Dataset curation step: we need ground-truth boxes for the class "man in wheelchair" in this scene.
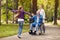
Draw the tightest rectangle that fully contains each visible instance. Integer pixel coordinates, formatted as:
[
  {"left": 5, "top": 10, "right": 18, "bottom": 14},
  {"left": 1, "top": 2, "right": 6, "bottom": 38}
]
[{"left": 29, "top": 13, "right": 43, "bottom": 35}]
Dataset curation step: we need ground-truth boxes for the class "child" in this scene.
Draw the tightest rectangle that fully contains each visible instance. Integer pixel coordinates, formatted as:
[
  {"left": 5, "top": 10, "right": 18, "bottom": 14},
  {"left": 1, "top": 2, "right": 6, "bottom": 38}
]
[
  {"left": 11, "top": 6, "right": 31, "bottom": 38},
  {"left": 29, "top": 13, "right": 43, "bottom": 35}
]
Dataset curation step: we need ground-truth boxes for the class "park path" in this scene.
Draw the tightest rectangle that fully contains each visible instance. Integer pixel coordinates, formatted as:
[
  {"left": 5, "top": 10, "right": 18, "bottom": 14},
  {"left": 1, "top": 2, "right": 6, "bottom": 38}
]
[{"left": 0, "top": 24, "right": 60, "bottom": 40}]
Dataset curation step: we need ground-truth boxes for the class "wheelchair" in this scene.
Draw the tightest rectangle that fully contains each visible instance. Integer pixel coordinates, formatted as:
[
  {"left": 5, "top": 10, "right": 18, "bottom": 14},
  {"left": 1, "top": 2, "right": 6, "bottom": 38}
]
[{"left": 29, "top": 18, "right": 45, "bottom": 35}]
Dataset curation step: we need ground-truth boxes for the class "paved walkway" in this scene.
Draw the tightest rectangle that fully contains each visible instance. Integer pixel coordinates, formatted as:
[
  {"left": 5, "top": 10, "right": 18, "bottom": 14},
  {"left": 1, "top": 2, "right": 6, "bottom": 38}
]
[{"left": 0, "top": 25, "right": 60, "bottom": 40}]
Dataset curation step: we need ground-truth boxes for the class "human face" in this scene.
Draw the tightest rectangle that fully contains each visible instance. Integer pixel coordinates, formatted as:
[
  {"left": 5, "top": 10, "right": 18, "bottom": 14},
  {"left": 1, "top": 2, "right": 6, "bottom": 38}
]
[{"left": 40, "top": 5, "right": 42, "bottom": 9}]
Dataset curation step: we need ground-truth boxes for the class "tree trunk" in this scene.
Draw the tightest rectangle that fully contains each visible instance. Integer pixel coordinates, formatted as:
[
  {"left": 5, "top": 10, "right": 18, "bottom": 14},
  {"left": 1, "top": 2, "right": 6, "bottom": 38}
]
[
  {"left": 6, "top": 0, "right": 8, "bottom": 24},
  {"left": 12, "top": 0, "right": 14, "bottom": 23},
  {"left": 0, "top": 0, "right": 1, "bottom": 25},
  {"left": 12, "top": 0, "right": 18, "bottom": 23},
  {"left": 54, "top": 0, "right": 59, "bottom": 25},
  {"left": 32, "top": 0, "right": 37, "bottom": 14},
  {"left": 14, "top": 0, "right": 18, "bottom": 10},
  {"left": 29, "top": 0, "right": 32, "bottom": 13}
]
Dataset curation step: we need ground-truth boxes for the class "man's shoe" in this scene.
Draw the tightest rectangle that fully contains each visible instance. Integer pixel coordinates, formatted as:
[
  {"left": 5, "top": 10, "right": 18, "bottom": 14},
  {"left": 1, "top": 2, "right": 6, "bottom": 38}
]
[
  {"left": 33, "top": 31, "right": 37, "bottom": 35},
  {"left": 39, "top": 33, "right": 42, "bottom": 35},
  {"left": 29, "top": 30, "right": 33, "bottom": 34}
]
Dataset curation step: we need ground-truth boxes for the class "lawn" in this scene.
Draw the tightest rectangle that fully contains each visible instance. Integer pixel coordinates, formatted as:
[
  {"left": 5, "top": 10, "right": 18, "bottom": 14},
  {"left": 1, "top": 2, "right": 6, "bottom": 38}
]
[{"left": 0, "top": 24, "right": 29, "bottom": 38}]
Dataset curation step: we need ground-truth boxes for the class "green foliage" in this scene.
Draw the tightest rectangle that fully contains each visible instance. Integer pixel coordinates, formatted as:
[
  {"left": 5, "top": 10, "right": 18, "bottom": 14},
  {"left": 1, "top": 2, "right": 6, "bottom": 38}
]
[
  {"left": 19, "top": 0, "right": 31, "bottom": 12},
  {"left": 24, "top": 14, "right": 29, "bottom": 23},
  {"left": 37, "top": 0, "right": 55, "bottom": 22},
  {"left": 1, "top": 0, "right": 13, "bottom": 21},
  {"left": 1, "top": 0, "right": 31, "bottom": 23},
  {"left": 19, "top": 0, "right": 31, "bottom": 23},
  {"left": 1, "top": 0, "right": 60, "bottom": 23}
]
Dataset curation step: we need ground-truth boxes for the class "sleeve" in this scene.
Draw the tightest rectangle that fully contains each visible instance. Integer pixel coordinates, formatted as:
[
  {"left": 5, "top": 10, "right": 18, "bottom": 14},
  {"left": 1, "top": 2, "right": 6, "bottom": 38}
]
[
  {"left": 11, "top": 10, "right": 18, "bottom": 14},
  {"left": 24, "top": 11, "right": 32, "bottom": 16},
  {"left": 29, "top": 15, "right": 35, "bottom": 23},
  {"left": 31, "top": 15, "right": 36, "bottom": 19},
  {"left": 42, "top": 9, "right": 45, "bottom": 19}
]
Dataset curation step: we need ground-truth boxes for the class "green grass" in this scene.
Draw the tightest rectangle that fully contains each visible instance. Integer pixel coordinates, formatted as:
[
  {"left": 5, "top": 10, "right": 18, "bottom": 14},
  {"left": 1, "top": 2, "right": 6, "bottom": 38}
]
[
  {"left": 57, "top": 24, "right": 60, "bottom": 27},
  {"left": 0, "top": 24, "right": 29, "bottom": 38}
]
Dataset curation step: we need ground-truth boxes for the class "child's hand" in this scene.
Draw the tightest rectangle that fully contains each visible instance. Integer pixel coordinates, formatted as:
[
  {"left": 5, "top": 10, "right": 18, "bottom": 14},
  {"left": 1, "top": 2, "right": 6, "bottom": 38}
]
[
  {"left": 31, "top": 13, "right": 34, "bottom": 16},
  {"left": 29, "top": 16, "right": 31, "bottom": 18}
]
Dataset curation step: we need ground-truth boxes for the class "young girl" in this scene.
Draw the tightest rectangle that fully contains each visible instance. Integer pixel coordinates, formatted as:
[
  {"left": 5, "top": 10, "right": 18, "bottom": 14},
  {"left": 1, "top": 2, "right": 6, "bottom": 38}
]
[{"left": 12, "top": 6, "right": 30, "bottom": 38}]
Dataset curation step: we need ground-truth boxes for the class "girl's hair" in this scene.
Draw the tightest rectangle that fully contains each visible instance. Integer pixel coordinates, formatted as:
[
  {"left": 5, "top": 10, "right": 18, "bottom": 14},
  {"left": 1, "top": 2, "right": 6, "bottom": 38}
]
[
  {"left": 40, "top": 4, "right": 44, "bottom": 9},
  {"left": 18, "top": 6, "right": 23, "bottom": 10}
]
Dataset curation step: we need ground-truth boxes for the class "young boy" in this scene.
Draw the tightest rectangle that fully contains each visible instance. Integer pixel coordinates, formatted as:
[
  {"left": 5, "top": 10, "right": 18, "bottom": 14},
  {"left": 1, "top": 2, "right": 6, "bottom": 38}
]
[{"left": 29, "top": 13, "right": 43, "bottom": 35}]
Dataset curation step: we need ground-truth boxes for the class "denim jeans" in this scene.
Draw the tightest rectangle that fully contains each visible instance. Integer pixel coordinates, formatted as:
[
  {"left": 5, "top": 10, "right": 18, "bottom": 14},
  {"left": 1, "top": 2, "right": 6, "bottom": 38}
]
[
  {"left": 30, "top": 24, "right": 33, "bottom": 31},
  {"left": 18, "top": 21, "right": 24, "bottom": 36},
  {"left": 30, "top": 22, "right": 36, "bottom": 31},
  {"left": 30, "top": 22, "right": 42, "bottom": 33},
  {"left": 35, "top": 24, "right": 42, "bottom": 33},
  {"left": 42, "top": 23, "right": 45, "bottom": 33}
]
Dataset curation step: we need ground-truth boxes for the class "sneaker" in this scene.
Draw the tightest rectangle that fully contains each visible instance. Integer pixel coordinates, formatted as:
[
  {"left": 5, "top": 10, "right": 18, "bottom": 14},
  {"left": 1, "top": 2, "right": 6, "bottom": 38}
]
[
  {"left": 18, "top": 36, "right": 21, "bottom": 38},
  {"left": 33, "top": 31, "right": 37, "bottom": 35}
]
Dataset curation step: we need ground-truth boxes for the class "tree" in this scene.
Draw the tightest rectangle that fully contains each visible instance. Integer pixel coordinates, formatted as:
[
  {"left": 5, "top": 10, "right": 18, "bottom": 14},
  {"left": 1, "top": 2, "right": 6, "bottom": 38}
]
[
  {"left": 14, "top": 0, "right": 18, "bottom": 10},
  {"left": 0, "top": 0, "right": 1, "bottom": 25},
  {"left": 32, "top": 0, "right": 37, "bottom": 14},
  {"left": 6, "top": 0, "right": 8, "bottom": 24},
  {"left": 12, "top": 0, "right": 18, "bottom": 23},
  {"left": 54, "top": 0, "right": 59, "bottom": 24}
]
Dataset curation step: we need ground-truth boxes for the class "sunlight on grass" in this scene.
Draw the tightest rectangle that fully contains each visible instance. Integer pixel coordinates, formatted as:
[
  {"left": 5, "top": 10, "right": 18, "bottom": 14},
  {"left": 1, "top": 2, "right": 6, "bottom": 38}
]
[{"left": 0, "top": 24, "right": 29, "bottom": 38}]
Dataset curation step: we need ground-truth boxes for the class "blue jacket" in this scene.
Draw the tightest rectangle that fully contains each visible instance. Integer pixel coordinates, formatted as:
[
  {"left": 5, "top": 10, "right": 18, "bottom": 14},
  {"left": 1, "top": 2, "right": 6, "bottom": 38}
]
[{"left": 31, "top": 15, "right": 43, "bottom": 25}]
